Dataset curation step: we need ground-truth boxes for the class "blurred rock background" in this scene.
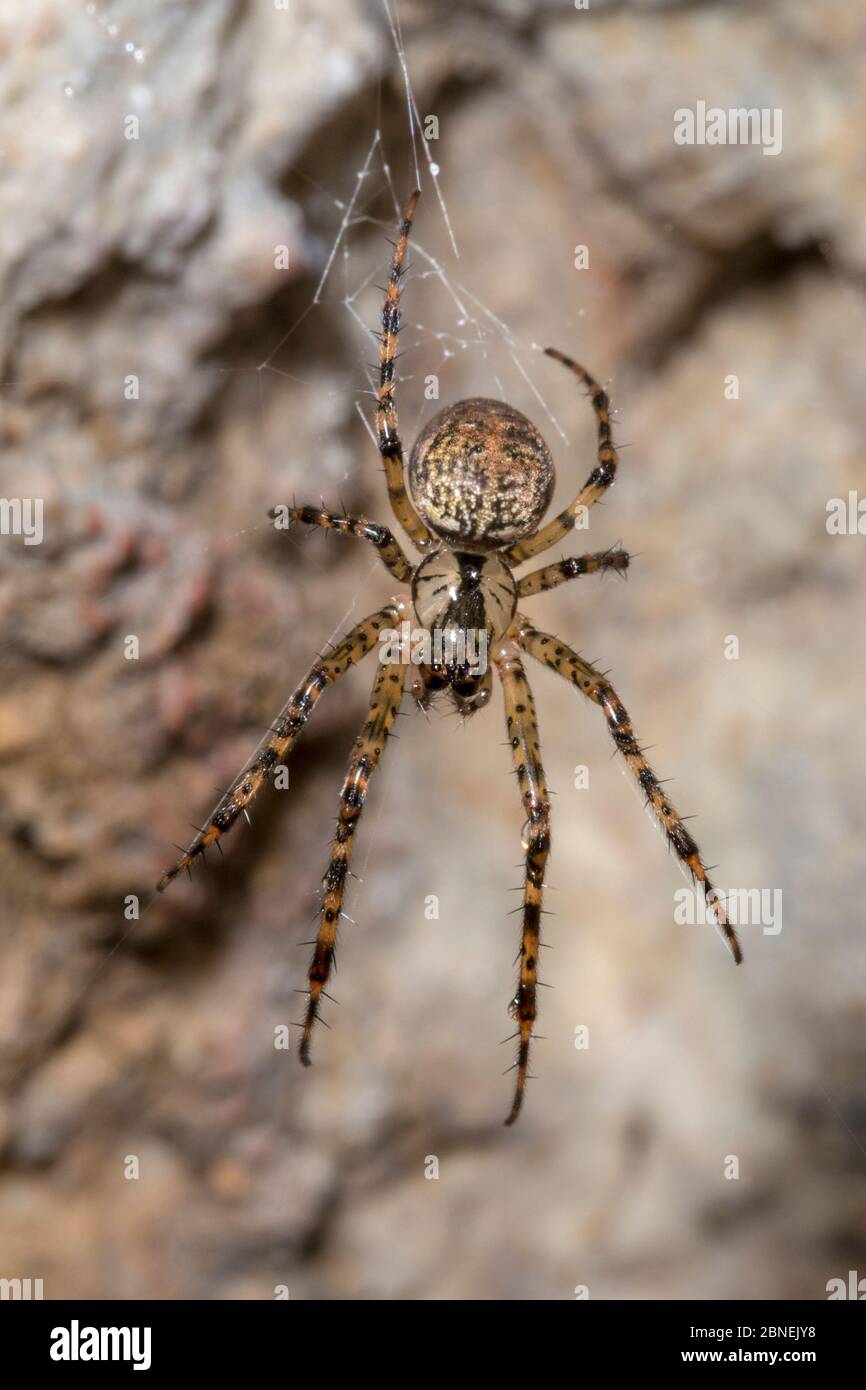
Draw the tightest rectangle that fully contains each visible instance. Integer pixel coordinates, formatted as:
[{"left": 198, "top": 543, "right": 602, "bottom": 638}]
[{"left": 0, "top": 0, "right": 864, "bottom": 1300}]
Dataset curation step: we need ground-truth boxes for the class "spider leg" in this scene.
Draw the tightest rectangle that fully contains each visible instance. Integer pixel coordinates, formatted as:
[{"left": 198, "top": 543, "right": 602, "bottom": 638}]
[
  {"left": 516, "top": 546, "right": 630, "bottom": 598},
  {"left": 506, "top": 351, "right": 620, "bottom": 566},
  {"left": 376, "top": 189, "right": 435, "bottom": 553},
  {"left": 300, "top": 656, "right": 407, "bottom": 1063},
  {"left": 274, "top": 505, "right": 413, "bottom": 583},
  {"left": 516, "top": 615, "right": 743, "bottom": 963},
  {"left": 493, "top": 640, "right": 552, "bottom": 1126},
  {"left": 156, "top": 604, "right": 399, "bottom": 891}
]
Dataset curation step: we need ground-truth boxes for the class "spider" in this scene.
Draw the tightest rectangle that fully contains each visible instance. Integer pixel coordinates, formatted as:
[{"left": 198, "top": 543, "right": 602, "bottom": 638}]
[{"left": 157, "top": 190, "right": 742, "bottom": 1126}]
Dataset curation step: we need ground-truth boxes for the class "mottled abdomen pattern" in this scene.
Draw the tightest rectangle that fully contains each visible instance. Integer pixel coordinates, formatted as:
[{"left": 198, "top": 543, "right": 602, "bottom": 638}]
[{"left": 409, "top": 398, "right": 555, "bottom": 548}]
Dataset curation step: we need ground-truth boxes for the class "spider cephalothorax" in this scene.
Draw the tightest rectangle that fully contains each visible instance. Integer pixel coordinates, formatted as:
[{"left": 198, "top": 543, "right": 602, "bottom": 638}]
[
  {"left": 158, "top": 190, "right": 742, "bottom": 1127},
  {"left": 410, "top": 546, "right": 516, "bottom": 711}
]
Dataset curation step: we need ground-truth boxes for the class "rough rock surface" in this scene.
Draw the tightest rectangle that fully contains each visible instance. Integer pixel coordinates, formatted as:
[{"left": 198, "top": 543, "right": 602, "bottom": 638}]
[{"left": 0, "top": 0, "right": 864, "bottom": 1299}]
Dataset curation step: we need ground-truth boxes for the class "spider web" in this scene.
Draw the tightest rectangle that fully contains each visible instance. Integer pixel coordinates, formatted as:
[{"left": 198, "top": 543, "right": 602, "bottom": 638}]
[{"left": 255, "top": 24, "right": 573, "bottom": 548}]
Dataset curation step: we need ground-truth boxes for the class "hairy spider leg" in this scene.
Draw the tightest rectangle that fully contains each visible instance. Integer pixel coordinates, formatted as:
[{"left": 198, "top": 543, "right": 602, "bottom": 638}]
[
  {"left": 506, "top": 350, "right": 620, "bottom": 566},
  {"left": 376, "top": 188, "right": 434, "bottom": 552},
  {"left": 494, "top": 641, "right": 552, "bottom": 1125},
  {"left": 156, "top": 605, "right": 399, "bottom": 891},
  {"left": 276, "top": 505, "right": 413, "bottom": 582},
  {"left": 516, "top": 546, "right": 630, "bottom": 598},
  {"left": 517, "top": 618, "right": 742, "bottom": 964},
  {"left": 300, "top": 655, "right": 408, "bottom": 1062}
]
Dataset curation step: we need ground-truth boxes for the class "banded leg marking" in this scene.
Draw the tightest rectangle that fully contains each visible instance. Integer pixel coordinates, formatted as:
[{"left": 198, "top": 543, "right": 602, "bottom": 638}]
[
  {"left": 300, "top": 656, "right": 407, "bottom": 1062},
  {"left": 518, "top": 619, "right": 742, "bottom": 963},
  {"left": 494, "top": 644, "right": 552, "bottom": 1125},
  {"left": 376, "top": 189, "right": 434, "bottom": 552},
  {"left": 516, "top": 546, "right": 629, "bottom": 598},
  {"left": 507, "top": 350, "right": 620, "bottom": 565},
  {"left": 156, "top": 605, "right": 398, "bottom": 891},
  {"left": 276, "top": 504, "right": 413, "bottom": 582}
]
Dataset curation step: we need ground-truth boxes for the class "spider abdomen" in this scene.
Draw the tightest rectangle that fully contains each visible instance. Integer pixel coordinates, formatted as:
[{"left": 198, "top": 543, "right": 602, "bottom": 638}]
[{"left": 408, "top": 397, "right": 555, "bottom": 548}]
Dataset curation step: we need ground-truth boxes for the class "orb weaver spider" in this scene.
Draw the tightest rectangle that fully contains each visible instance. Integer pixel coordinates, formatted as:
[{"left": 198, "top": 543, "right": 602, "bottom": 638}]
[{"left": 158, "top": 190, "right": 741, "bottom": 1126}]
